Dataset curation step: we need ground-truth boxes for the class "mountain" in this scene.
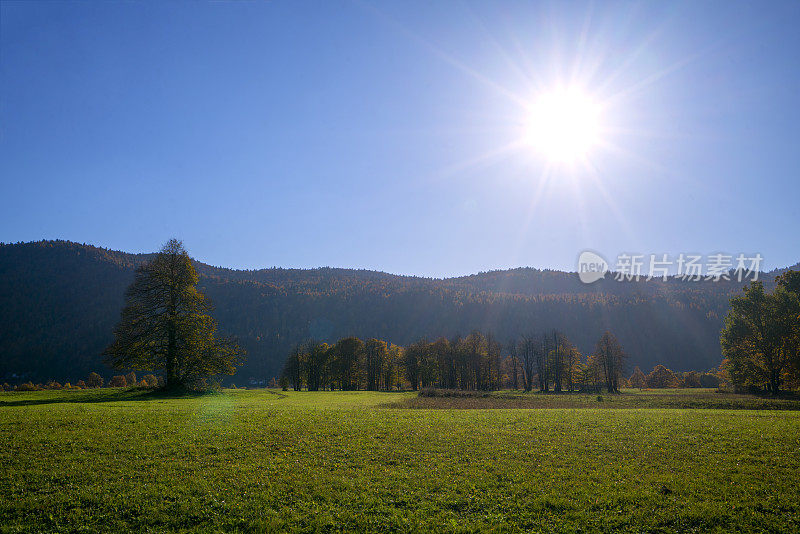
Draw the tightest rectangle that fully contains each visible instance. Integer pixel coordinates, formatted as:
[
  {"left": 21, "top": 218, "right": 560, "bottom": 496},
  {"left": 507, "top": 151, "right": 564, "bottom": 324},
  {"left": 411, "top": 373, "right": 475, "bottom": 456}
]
[{"left": 0, "top": 240, "right": 790, "bottom": 384}]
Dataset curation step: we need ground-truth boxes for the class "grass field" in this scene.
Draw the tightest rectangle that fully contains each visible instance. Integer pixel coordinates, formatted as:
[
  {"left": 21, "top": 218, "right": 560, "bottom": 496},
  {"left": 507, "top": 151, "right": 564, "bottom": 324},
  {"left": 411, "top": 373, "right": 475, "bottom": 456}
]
[{"left": 1, "top": 389, "right": 799, "bottom": 532}]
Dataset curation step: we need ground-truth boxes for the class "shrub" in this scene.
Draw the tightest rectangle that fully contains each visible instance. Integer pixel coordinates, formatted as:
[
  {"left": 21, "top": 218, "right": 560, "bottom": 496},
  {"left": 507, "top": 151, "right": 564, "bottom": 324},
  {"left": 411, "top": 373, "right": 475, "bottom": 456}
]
[
  {"left": 75, "top": 380, "right": 87, "bottom": 389},
  {"left": 141, "top": 374, "right": 158, "bottom": 388},
  {"left": 629, "top": 367, "right": 647, "bottom": 389},
  {"left": 109, "top": 375, "right": 127, "bottom": 388},
  {"left": 86, "top": 372, "right": 104, "bottom": 388},
  {"left": 16, "top": 382, "right": 39, "bottom": 391},
  {"left": 681, "top": 371, "right": 702, "bottom": 388},
  {"left": 45, "top": 380, "right": 62, "bottom": 390},
  {"left": 1, "top": 382, "right": 11, "bottom": 391},
  {"left": 699, "top": 372, "right": 720, "bottom": 388},
  {"left": 125, "top": 372, "right": 137, "bottom": 387},
  {"left": 419, "top": 388, "right": 492, "bottom": 398},
  {"left": 646, "top": 365, "right": 679, "bottom": 388}
]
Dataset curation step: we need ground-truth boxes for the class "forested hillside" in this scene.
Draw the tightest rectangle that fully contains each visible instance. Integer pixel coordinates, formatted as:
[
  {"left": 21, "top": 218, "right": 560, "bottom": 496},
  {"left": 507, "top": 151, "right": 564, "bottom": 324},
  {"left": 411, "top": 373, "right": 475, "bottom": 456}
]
[{"left": 0, "top": 240, "right": 789, "bottom": 383}]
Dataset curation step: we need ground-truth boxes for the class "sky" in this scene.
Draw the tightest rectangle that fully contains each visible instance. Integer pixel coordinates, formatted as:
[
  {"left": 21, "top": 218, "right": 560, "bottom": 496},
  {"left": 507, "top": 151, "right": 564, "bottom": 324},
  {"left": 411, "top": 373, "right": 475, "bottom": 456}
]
[{"left": 1, "top": 1, "right": 799, "bottom": 278}]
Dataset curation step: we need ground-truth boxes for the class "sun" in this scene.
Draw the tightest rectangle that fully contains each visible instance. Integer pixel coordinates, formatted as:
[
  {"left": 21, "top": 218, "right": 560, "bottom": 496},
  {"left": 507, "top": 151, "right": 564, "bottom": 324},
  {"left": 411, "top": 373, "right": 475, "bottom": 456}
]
[{"left": 524, "top": 87, "right": 602, "bottom": 164}]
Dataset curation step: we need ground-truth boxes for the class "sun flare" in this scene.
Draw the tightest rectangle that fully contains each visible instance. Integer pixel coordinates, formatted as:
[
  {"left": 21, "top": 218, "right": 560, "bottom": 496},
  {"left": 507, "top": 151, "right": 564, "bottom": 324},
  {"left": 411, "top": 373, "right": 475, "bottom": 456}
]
[{"left": 524, "top": 87, "right": 602, "bottom": 164}]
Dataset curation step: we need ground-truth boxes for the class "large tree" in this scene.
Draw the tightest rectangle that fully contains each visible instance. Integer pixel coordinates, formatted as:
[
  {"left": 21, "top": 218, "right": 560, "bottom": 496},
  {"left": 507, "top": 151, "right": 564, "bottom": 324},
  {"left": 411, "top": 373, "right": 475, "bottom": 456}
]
[
  {"left": 403, "top": 339, "right": 425, "bottom": 390},
  {"left": 593, "top": 331, "right": 627, "bottom": 393},
  {"left": 281, "top": 343, "right": 306, "bottom": 391},
  {"left": 364, "top": 338, "right": 387, "bottom": 391},
  {"left": 383, "top": 344, "right": 403, "bottom": 391},
  {"left": 332, "top": 337, "right": 365, "bottom": 390},
  {"left": 305, "top": 341, "right": 331, "bottom": 391},
  {"left": 506, "top": 339, "right": 520, "bottom": 390},
  {"left": 629, "top": 366, "right": 647, "bottom": 389},
  {"left": 721, "top": 277, "right": 799, "bottom": 394},
  {"left": 104, "top": 239, "right": 244, "bottom": 389},
  {"left": 775, "top": 271, "right": 800, "bottom": 384},
  {"left": 519, "top": 335, "right": 536, "bottom": 392}
]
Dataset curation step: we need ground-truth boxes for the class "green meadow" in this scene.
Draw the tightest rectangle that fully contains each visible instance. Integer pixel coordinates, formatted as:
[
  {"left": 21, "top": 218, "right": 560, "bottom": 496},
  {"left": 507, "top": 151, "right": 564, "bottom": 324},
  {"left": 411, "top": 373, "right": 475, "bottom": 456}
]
[{"left": 1, "top": 389, "right": 799, "bottom": 533}]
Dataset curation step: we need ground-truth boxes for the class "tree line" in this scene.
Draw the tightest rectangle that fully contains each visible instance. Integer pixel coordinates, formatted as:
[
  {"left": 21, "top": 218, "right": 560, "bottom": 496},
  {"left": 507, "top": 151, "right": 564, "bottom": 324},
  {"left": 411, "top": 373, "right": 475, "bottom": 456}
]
[
  {"left": 5, "top": 371, "right": 160, "bottom": 392},
  {"left": 3, "top": 361, "right": 722, "bottom": 393},
  {"left": 280, "top": 330, "right": 633, "bottom": 393}
]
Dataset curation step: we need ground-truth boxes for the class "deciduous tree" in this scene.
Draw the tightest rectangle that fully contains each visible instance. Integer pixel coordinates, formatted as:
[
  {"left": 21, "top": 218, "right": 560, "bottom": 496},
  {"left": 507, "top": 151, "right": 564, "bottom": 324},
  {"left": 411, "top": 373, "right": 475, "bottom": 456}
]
[
  {"left": 86, "top": 372, "right": 104, "bottom": 388},
  {"left": 721, "top": 281, "right": 787, "bottom": 394},
  {"left": 645, "top": 365, "right": 679, "bottom": 388},
  {"left": 104, "top": 239, "right": 245, "bottom": 390},
  {"left": 365, "top": 338, "right": 387, "bottom": 391},
  {"left": 593, "top": 331, "right": 627, "bottom": 393},
  {"left": 629, "top": 366, "right": 647, "bottom": 389}
]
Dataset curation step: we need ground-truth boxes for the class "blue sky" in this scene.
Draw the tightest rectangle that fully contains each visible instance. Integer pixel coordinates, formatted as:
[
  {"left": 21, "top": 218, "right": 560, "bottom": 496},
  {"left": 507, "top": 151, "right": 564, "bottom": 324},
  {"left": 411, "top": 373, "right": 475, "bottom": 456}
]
[{"left": 2, "top": 1, "right": 799, "bottom": 277}]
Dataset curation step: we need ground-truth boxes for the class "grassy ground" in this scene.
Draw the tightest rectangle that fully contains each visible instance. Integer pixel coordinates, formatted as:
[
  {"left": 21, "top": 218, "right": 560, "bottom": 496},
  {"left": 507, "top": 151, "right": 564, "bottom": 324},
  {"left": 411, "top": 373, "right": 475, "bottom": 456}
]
[
  {"left": 1, "top": 389, "right": 799, "bottom": 532},
  {"left": 405, "top": 388, "right": 800, "bottom": 410}
]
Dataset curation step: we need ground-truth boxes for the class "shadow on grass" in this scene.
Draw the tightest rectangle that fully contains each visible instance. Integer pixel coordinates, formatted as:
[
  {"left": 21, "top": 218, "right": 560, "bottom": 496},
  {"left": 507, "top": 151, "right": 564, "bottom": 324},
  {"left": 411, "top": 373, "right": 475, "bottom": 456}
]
[{"left": 0, "top": 387, "right": 223, "bottom": 408}]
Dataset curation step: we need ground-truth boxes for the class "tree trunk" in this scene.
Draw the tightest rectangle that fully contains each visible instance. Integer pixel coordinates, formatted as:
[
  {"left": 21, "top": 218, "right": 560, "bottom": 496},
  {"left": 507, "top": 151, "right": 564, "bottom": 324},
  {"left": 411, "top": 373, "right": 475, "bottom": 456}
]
[
  {"left": 166, "top": 282, "right": 178, "bottom": 388},
  {"left": 770, "top": 369, "right": 780, "bottom": 395},
  {"left": 166, "top": 322, "right": 177, "bottom": 388}
]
